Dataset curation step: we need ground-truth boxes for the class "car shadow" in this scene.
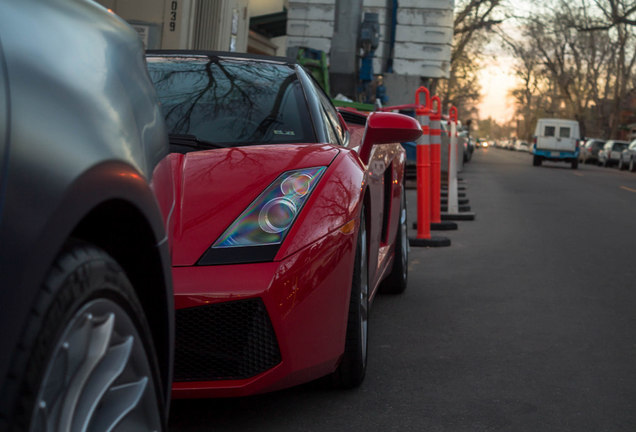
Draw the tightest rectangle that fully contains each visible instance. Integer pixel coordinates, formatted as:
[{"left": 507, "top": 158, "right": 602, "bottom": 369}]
[{"left": 168, "top": 378, "right": 347, "bottom": 430}]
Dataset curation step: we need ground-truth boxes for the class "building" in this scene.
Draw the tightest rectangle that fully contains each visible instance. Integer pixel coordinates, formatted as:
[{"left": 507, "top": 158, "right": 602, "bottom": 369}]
[{"left": 98, "top": 0, "right": 453, "bottom": 104}]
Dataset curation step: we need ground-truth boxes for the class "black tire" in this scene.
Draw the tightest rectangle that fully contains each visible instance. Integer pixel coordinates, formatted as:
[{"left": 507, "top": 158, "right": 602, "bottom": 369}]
[
  {"left": 1, "top": 241, "right": 165, "bottom": 432},
  {"left": 332, "top": 209, "right": 369, "bottom": 389},
  {"left": 379, "top": 190, "right": 408, "bottom": 294},
  {"left": 571, "top": 158, "right": 578, "bottom": 169},
  {"left": 630, "top": 158, "right": 636, "bottom": 172},
  {"left": 533, "top": 155, "right": 541, "bottom": 166}
]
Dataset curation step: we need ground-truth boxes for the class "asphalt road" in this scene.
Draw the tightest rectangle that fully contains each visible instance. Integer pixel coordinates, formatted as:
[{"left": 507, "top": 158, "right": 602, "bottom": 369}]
[{"left": 169, "top": 147, "right": 636, "bottom": 431}]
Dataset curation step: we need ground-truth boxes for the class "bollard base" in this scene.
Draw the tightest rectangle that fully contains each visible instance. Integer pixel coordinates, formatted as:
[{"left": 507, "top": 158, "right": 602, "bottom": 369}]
[
  {"left": 413, "top": 221, "right": 458, "bottom": 231},
  {"left": 441, "top": 212, "right": 476, "bottom": 221},
  {"left": 441, "top": 205, "right": 471, "bottom": 212},
  {"left": 441, "top": 198, "right": 469, "bottom": 205},
  {"left": 409, "top": 236, "right": 451, "bottom": 247},
  {"left": 431, "top": 221, "right": 458, "bottom": 231}
]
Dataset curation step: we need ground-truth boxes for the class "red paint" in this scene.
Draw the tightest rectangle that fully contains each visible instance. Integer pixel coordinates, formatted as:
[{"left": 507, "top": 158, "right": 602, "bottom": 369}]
[
  {"left": 170, "top": 112, "right": 420, "bottom": 398},
  {"left": 171, "top": 145, "right": 338, "bottom": 266},
  {"left": 172, "top": 227, "right": 355, "bottom": 398},
  {"left": 359, "top": 112, "right": 422, "bottom": 165}
]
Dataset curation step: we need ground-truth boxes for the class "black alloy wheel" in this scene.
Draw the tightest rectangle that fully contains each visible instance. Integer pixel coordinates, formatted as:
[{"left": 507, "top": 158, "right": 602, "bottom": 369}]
[
  {"left": 331, "top": 208, "right": 369, "bottom": 389},
  {"left": 379, "top": 189, "right": 408, "bottom": 294}
]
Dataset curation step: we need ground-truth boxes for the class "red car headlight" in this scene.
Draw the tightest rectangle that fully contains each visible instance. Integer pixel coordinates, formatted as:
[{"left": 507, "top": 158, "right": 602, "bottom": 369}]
[{"left": 197, "top": 167, "right": 326, "bottom": 265}]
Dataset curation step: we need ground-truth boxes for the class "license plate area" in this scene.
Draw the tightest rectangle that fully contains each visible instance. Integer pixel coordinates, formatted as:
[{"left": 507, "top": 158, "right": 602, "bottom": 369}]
[{"left": 551, "top": 151, "right": 560, "bottom": 157}]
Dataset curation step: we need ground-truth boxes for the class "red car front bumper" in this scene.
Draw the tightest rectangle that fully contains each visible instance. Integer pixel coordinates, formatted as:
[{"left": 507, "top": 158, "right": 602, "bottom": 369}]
[{"left": 171, "top": 227, "right": 357, "bottom": 398}]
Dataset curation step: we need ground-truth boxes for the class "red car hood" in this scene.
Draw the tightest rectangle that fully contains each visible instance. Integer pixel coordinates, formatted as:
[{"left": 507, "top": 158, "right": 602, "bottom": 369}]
[{"left": 170, "top": 144, "right": 339, "bottom": 266}]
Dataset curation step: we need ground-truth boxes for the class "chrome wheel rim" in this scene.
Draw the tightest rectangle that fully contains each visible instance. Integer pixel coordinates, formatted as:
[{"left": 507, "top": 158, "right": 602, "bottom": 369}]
[
  {"left": 359, "top": 220, "right": 369, "bottom": 366},
  {"left": 31, "top": 299, "right": 161, "bottom": 432}
]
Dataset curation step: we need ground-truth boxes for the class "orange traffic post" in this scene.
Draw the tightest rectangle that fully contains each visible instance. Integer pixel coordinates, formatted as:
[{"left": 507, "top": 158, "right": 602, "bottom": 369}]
[
  {"left": 415, "top": 89, "right": 431, "bottom": 240},
  {"left": 409, "top": 87, "right": 450, "bottom": 248},
  {"left": 428, "top": 97, "right": 456, "bottom": 232},
  {"left": 429, "top": 96, "right": 443, "bottom": 224}
]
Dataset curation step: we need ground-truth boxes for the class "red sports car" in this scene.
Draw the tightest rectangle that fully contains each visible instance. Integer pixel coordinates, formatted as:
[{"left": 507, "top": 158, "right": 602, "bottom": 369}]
[{"left": 146, "top": 51, "right": 422, "bottom": 398}]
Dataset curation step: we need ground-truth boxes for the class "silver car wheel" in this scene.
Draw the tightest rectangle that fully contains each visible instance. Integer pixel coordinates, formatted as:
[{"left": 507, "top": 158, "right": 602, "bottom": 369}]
[{"left": 30, "top": 299, "right": 161, "bottom": 432}]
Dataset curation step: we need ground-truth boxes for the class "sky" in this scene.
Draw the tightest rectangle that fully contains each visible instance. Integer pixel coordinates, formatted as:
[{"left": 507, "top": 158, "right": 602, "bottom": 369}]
[
  {"left": 478, "top": 56, "right": 518, "bottom": 122},
  {"left": 475, "top": 0, "right": 536, "bottom": 123}
]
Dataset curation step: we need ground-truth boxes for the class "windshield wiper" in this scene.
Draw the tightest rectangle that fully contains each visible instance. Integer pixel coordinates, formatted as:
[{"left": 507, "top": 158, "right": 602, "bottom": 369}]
[{"left": 168, "top": 134, "right": 227, "bottom": 150}]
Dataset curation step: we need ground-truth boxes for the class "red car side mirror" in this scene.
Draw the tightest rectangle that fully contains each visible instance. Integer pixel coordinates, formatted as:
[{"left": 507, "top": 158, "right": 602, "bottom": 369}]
[{"left": 359, "top": 112, "right": 423, "bottom": 165}]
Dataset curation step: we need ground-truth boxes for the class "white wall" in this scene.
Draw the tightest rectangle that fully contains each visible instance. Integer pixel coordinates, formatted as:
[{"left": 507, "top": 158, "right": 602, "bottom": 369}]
[
  {"left": 286, "top": 0, "right": 336, "bottom": 55},
  {"left": 96, "top": 0, "right": 251, "bottom": 51},
  {"left": 286, "top": 0, "right": 453, "bottom": 78},
  {"left": 249, "top": 0, "right": 287, "bottom": 16}
]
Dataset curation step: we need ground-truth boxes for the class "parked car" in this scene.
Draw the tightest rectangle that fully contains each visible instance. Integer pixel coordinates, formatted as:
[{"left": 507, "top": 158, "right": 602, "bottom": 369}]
[
  {"left": 598, "top": 140, "right": 629, "bottom": 167},
  {"left": 146, "top": 51, "right": 422, "bottom": 397},
  {"left": 579, "top": 138, "right": 606, "bottom": 164},
  {"left": 618, "top": 139, "right": 636, "bottom": 171},
  {"left": 0, "top": 1, "right": 174, "bottom": 430},
  {"left": 514, "top": 141, "right": 530, "bottom": 152},
  {"left": 460, "top": 130, "right": 474, "bottom": 162},
  {"left": 532, "top": 118, "right": 580, "bottom": 169}
]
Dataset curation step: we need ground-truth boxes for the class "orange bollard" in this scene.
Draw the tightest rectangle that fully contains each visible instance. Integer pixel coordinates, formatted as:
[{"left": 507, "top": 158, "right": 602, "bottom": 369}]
[
  {"left": 409, "top": 88, "right": 451, "bottom": 247},
  {"left": 415, "top": 89, "right": 431, "bottom": 241},
  {"left": 429, "top": 96, "right": 442, "bottom": 224}
]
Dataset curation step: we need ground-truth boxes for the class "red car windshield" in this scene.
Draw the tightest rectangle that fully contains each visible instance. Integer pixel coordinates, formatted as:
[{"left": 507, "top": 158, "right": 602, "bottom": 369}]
[{"left": 147, "top": 55, "right": 316, "bottom": 148}]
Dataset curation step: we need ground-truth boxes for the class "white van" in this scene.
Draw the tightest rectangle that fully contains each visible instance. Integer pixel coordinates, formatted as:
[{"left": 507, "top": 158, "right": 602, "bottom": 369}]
[{"left": 532, "top": 118, "right": 581, "bottom": 169}]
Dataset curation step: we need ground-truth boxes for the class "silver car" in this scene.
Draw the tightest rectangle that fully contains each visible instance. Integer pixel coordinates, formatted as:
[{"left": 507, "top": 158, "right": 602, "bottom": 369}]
[
  {"left": 579, "top": 138, "right": 605, "bottom": 164},
  {"left": 618, "top": 139, "right": 636, "bottom": 172},
  {"left": 598, "top": 140, "right": 629, "bottom": 167}
]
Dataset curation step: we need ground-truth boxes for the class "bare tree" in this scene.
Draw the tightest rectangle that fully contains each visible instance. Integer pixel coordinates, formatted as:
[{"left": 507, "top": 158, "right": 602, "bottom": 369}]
[
  {"left": 574, "top": 0, "right": 636, "bottom": 30},
  {"left": 439, "top": 0, "right": 505, "bottom": 125},
  {"left": 502, "top": 0, "right": 636, "bottom": 139}
]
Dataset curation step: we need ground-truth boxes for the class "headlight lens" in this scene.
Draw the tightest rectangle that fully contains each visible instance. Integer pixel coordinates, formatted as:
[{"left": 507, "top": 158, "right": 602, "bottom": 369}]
[{"left": 213, "top": 166, "right": 326, "bottom": 248}]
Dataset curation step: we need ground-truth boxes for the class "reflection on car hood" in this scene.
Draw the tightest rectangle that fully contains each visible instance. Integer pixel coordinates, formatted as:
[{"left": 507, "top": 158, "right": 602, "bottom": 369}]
[{"left": 170, "top": 144, "right": 339, "bottom": 266}]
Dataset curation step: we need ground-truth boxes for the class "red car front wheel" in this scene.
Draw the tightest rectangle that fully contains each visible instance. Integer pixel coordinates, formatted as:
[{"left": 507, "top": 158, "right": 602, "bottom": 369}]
[{"left": 331, "top": 208, "right": 369, "bottom": 389}]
